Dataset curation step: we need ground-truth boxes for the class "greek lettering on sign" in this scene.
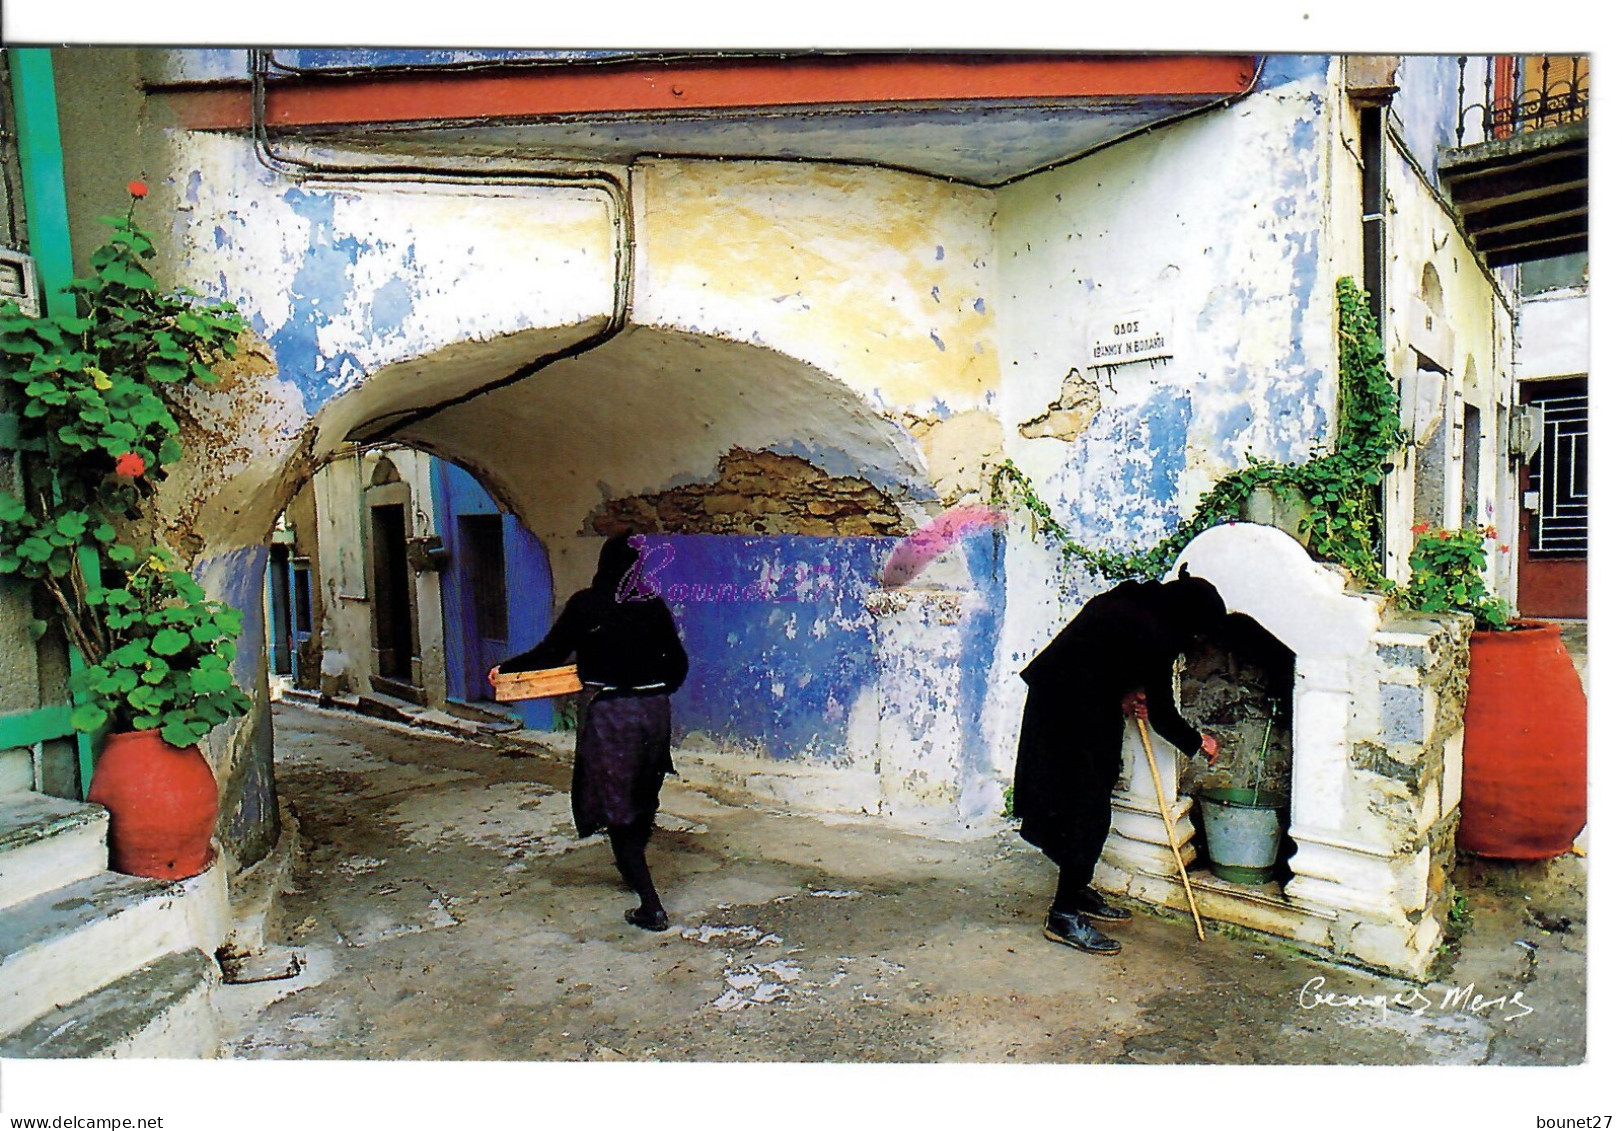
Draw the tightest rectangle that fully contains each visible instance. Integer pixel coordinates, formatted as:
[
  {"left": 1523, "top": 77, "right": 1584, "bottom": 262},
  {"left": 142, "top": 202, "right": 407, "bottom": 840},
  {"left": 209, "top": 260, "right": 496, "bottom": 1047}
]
[{"left": 1087, "top": 309, "right": 1173, "bottom": 370}]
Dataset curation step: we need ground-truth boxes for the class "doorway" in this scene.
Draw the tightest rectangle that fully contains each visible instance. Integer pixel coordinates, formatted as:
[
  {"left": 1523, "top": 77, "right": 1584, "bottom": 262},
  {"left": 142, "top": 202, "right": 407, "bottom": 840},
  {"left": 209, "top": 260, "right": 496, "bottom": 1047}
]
[
  {"left": 1518, "top": 377, "right": 1587, "bottom": 618},
  {"left": 370, "top": 501, "right": 419, "bottom": 692}
]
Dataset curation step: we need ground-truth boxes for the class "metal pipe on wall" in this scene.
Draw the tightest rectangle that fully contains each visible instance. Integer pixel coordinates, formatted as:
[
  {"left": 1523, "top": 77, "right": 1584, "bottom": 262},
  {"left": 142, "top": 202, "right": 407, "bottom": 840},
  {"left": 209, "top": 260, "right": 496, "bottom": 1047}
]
[{"left": 246, "top": 48, "right": 636, "bottom": 445}]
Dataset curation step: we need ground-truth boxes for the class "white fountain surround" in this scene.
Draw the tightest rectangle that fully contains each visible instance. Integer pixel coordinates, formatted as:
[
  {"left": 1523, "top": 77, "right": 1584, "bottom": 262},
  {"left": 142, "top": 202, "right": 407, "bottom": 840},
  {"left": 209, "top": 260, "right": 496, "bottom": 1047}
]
[{"left": 1095, "top": 523, "right": 1472, "bottom": 977}]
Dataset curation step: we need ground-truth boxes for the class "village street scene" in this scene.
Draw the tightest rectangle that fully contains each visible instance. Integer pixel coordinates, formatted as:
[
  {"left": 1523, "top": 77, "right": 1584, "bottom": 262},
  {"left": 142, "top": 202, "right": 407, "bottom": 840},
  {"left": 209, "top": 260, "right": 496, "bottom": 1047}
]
[{"left": 0, "top": 19, "right": 1601, "bottom": 1129}]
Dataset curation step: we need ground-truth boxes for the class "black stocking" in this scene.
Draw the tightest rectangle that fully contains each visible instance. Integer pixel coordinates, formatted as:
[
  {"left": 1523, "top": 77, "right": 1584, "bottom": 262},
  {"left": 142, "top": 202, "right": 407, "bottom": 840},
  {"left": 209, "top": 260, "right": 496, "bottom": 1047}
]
[
  {"left": 1052, "top": 860, "right": 1093, "bottom": 915},
  {"left": 608, "top": 818, "right": 662, "bottom": 916}
]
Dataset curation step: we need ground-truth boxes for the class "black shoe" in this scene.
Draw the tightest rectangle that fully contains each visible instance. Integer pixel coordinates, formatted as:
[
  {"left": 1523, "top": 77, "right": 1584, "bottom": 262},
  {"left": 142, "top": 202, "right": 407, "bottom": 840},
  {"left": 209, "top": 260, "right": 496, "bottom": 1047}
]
[
  {"left": 1044, "top": 911, "right": 1122, "bottom": 954},
  {"left": 624, "top": 906, "right": 670, "bottom": 932},
  {"left": 1077, "top": 887, "right": 1133, "bottom": 924}
]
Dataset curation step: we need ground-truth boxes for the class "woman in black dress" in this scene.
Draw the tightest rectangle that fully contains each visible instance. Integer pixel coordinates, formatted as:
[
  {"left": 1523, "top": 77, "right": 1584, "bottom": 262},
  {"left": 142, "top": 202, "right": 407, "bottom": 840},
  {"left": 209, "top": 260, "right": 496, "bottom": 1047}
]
[
  {"left": 493, "top": 532, "right": 689, "bottom": 931},
  {"left": 1014, "top": 566, "right": 1225, "bottom": 954}
]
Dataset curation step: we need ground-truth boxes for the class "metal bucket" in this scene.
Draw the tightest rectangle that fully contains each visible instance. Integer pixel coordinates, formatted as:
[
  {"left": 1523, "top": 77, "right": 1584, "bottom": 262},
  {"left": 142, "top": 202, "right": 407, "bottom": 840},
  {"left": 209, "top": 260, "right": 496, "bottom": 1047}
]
[{"left": 1198, "top": 787, "right": 1288, "bottom": 885}]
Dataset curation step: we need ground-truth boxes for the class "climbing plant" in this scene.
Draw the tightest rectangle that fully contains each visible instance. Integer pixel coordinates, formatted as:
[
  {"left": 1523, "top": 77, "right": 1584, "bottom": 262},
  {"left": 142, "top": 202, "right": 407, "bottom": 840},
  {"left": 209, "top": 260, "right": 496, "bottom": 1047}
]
[
  {"left": 0, "top": 183, "right": 253, "bottom": 746},
  {"left": 990, "top": 276, "right": 1403, "bottom": 589}
]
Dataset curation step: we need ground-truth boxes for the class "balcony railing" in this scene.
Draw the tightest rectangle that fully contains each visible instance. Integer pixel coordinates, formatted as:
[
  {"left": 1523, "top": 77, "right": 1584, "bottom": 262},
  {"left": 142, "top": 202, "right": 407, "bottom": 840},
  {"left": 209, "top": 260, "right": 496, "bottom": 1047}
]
[{"left": 1454, "top": 55, "right": 1589, "bottom": 146}]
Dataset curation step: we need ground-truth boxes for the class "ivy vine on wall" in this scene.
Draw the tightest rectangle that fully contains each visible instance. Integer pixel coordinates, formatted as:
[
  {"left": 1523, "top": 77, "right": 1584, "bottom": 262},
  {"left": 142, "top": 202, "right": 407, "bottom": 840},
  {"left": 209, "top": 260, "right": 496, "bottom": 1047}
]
[{"left": 990, "top": 277, "right": 1512, "bottom": 629}]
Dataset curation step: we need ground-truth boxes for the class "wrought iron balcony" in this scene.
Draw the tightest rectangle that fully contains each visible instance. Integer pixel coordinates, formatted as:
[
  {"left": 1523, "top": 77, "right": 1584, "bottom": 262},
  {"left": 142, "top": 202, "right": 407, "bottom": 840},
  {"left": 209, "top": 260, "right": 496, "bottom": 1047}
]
[{"left": 1438, "top": 55, "right": 1588, "bottom": 268}]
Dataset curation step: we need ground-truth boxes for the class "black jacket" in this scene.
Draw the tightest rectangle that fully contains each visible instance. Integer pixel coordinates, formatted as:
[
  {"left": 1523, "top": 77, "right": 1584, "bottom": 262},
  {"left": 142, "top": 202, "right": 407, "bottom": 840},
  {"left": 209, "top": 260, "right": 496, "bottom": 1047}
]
[
  {"left": 1012, "top": 573, "right": 1225, "bottom": 857},
  {"left": 1019, "top": 577, "right": 1221, "bottom": 755},
  {"left": 497, "top": 534, "right": 689, "bottom": 693}
]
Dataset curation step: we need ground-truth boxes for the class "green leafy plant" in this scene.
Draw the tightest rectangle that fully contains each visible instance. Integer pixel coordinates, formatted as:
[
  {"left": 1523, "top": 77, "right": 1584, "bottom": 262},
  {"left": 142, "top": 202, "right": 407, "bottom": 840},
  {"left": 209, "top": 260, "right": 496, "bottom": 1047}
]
[
  {"left": 1406, "top": 523, "right": 1513, "bottom": 631},
  {"left": 0, "top": 181, "right": 251, "bottom": 746},
  {"left": 69, "top": 549, "right": 252, "bottom": 746}
]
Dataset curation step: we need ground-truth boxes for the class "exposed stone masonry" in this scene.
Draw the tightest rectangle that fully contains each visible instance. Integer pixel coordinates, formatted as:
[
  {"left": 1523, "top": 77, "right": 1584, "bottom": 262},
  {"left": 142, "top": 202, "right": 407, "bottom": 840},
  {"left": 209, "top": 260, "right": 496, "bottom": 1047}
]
[{"left": 587, "top": 448, "right": 908, "bottom": 537}]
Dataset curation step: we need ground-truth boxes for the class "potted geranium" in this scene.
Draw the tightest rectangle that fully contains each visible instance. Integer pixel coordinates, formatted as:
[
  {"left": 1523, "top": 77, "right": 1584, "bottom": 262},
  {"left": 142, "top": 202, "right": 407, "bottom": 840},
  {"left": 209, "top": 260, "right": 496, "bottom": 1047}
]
[
  {"left": 1404, "top": 523, "right": 1585, "bottom": 859},
  {"left": 0, "top": 182, "right": 251, "bottom": 878}
]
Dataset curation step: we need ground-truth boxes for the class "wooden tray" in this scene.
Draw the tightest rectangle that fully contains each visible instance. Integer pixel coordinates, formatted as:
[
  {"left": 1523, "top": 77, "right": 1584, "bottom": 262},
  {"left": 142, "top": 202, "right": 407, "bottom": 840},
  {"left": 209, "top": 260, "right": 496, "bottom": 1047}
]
[{"left": 492, "top": 664, "right": 583, "bottom": 702}]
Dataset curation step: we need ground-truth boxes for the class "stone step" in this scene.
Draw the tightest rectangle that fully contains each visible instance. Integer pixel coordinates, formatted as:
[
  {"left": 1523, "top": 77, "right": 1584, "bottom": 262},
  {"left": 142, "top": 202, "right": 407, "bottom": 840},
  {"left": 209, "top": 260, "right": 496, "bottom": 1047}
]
[
  {"left": 0, "top": 868, "right": 208, "bottom": 1037},
  {"left": 0, "top": 793, "right": 110, "bottom": 912},
  {"left": 0, "top": 948, "right": 220, "bottom": 1058}
]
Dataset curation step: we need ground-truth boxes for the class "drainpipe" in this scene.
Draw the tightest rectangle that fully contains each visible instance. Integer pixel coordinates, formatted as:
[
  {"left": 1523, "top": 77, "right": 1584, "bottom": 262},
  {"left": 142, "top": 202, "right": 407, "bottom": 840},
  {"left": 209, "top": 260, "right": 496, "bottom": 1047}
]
[
  {"left": 245, "top": 49, "right": 634, "bottom": 444},
  {"left": 8, "top": 47, "right": 100, "bottom": 795},
  {"left": 1359, "top": 106, "right": 1387, "bottom": 341},
  {"left": 1357, "top": 98, "right": 1391, "bottom": 577}
]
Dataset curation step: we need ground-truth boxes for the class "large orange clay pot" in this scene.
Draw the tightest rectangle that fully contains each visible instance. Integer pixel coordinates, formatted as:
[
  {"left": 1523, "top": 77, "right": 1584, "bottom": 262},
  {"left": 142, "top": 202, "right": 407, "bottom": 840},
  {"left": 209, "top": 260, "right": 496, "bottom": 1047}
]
[
  {"left": 1459, "top": 620, "right": 1586, "bottom": 859},
  {"left": 87, "top": 730, "right": 218, "bottom": 879}
]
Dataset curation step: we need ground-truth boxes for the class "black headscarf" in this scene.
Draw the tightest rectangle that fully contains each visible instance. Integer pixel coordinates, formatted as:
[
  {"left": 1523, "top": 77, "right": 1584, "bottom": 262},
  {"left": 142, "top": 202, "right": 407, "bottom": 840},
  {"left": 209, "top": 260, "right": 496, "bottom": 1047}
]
[
  {"left": 592, "top": 531, "right": 640, "bottom": 594},
  {"left": 1162, "top": 564, "right": 1227, "bottom": 645}
]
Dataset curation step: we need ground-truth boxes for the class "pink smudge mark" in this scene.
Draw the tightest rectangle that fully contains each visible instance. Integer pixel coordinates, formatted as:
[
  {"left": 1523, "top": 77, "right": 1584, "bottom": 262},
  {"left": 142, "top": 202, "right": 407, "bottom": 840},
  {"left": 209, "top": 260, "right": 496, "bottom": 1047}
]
[{"left": 881, "top": 503, "right": 1005, "bottom": 587}]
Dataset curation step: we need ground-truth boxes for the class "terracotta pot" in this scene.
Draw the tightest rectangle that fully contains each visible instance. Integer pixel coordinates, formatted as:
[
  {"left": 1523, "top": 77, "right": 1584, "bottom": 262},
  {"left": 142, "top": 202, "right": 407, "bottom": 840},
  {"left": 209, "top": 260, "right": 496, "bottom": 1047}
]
[
  {"left": 87, "top": 729, "right": 218, "bottom": 879},
  {"left": 1459, "top": 620, "right": 1586, "bottom": 859}
]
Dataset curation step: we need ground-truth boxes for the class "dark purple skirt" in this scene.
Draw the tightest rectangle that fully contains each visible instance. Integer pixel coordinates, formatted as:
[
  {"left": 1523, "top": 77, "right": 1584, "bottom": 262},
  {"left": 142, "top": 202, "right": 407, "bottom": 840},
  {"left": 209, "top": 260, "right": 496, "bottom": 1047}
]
[{"left": 572, "top": 691, "right": 674, "bottom": 837}]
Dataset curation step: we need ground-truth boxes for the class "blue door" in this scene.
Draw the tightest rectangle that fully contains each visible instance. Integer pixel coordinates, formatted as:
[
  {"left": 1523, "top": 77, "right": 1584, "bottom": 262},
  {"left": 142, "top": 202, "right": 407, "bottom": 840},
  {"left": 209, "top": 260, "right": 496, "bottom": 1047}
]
[{"left": 431, "top": 458, "right": 555, "bottom": 730}]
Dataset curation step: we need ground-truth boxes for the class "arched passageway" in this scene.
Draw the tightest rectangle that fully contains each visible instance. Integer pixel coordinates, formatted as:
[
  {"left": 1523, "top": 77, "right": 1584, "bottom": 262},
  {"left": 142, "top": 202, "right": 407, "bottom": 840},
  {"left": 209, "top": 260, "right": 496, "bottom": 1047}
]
[{"left": 208, "top": 323, "right": 1008, "bottom": 868}]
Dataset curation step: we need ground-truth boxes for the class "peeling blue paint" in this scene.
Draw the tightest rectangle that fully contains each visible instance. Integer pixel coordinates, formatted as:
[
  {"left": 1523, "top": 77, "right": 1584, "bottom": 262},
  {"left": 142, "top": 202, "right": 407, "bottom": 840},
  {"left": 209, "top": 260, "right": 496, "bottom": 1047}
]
[
  {"left": 954, "top": 528, "right": 1005, "bottom": 781},
  {"left": 635, "top": 535, "right": 896, "bottom": 759},
  {"left": 196, "top": 543, "right": 278, "bottom": 863},
  {"left": 269, "top": 188, "right": 381, "bottom": 412},
  {"left": 369, "top": 277, "right": 414, "bottom": 337},
  {"left": 203, "top": 544, "right": 271, "bottom": 689},
  {"left": 1393, "top": 55, "right": 1478, "bottom": 184},
  {"left": 1062, "top": 385, "right": 1192, "bottom": 548},
  {"left": 1255, "top": 55, "right": 1331, "bottom": 90},
  {"left": 929, "top": 330, "right": 946, "bottom": 352}
]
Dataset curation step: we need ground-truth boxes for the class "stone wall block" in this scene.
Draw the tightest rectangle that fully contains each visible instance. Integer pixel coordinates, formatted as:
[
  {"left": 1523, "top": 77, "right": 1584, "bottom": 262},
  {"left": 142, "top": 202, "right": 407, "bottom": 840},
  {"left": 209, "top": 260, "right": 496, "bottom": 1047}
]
[{"left": 1379, "top": 682, "right": 1431, "bottom": 745}]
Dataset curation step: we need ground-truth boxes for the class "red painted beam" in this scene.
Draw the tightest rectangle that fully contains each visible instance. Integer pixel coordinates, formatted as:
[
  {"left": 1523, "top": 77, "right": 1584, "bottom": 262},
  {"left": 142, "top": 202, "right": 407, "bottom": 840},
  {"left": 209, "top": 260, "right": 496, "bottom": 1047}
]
[{"left": 159, "top": 53, "right": 1258, "bottom": 131}]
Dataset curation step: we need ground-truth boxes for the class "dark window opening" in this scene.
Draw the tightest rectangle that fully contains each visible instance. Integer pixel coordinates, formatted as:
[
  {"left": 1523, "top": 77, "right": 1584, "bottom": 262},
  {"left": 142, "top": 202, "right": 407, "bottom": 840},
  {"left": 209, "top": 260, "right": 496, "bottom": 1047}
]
[
  {"left": 1462, "top": 404, "right": 1483, "bottom": 525},
  {"left": 293, "top": 560, "right": 314, "bottom": 636},
  {"left": 268, "top": 544, "right": 293, "bottom": 677}
]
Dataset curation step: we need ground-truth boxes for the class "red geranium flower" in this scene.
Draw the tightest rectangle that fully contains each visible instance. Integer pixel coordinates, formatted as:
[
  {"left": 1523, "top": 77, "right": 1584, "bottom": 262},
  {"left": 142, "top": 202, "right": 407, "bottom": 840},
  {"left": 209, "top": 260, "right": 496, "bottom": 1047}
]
[
  {"left": 127, "top": 181, "right": 148, "bottom": 198},
  {"left": 114, "top": 451, "right": 146, "bottom": 477},
  {"left": 1411, "top": 522, "right": 1430, "bottom": 534}
]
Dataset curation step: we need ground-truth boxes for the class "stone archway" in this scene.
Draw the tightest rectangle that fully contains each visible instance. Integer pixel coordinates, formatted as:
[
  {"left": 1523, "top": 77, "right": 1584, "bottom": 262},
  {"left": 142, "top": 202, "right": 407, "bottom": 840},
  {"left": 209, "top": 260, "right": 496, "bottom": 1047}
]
[{"left": 170, "top": 321, "right": 960, "bottom": 866}]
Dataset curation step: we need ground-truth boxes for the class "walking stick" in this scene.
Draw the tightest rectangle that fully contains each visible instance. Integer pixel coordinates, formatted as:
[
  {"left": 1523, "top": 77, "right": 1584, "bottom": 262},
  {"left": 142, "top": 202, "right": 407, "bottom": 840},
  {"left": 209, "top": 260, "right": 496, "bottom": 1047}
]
[{"left": 1136, "top": 717, "right": 1206, "bottom": 942}]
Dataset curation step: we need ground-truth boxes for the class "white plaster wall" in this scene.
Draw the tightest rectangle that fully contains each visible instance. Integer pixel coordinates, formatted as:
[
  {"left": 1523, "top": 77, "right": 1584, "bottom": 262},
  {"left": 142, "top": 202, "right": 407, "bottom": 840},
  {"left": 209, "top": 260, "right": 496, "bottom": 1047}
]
[
  {"left": 1516, "top": 289, "right": 1590, "bottom": 380},
  {"left": 310, "top": 451, "right": 373, "bottom": 698},
  {"left": 307, "top": 447, "right": 448, "bottom": 706},
  {"left": 1380, "top": 91, "right": 1517, "bottom": 584},
  {"left": 986, "top": 63, "right": 1344, "bottom": 771},
  {"left": 635, "top": 160, "right": 1001, "bottom": 414}
]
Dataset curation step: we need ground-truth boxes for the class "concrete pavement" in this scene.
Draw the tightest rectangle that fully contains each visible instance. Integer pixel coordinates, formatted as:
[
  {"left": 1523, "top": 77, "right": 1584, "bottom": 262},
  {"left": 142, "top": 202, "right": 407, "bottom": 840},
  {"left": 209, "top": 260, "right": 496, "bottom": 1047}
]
[{"left": 215, "top": 701, "right": 1587, "bottom": 1066}]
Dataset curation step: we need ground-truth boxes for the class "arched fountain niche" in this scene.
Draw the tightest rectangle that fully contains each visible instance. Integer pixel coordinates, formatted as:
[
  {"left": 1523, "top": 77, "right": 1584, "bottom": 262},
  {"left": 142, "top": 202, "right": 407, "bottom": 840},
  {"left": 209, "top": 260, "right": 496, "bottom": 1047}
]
[{"left": 1097, "top": 522, "right": 1474, "bottom": 978}]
